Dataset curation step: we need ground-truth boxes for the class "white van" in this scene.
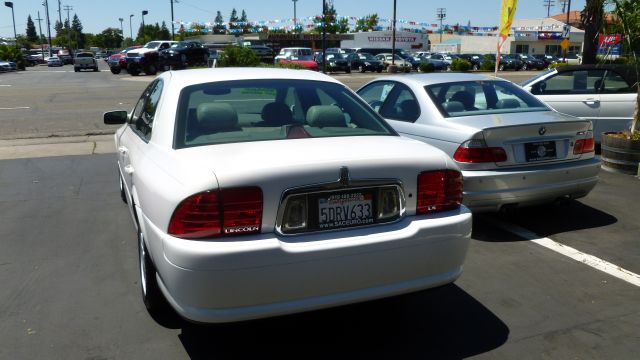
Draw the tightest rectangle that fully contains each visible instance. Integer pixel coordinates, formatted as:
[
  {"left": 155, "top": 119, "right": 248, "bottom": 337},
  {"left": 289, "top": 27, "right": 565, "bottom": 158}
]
[{"left": 274, "top": 47, "right": 313, "bottom": 64}]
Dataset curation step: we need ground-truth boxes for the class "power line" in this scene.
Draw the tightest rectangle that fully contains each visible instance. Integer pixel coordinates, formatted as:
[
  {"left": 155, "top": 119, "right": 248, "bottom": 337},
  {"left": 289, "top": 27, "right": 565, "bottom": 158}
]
[
  {"left": 436, "top": 8, "right": 446, "bottom": 44},
  {"left": 543, "top": 0, "right": 555, "bottom": 17}
]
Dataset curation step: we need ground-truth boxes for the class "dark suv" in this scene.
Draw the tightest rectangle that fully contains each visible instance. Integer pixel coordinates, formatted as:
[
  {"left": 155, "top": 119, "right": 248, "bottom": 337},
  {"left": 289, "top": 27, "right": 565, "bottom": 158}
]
[
  {"left": 511, "top": 53, "right": 545, "bottom": 70},
  {"left": 160, "top": 41, "right": 209, "bottom": 69}
]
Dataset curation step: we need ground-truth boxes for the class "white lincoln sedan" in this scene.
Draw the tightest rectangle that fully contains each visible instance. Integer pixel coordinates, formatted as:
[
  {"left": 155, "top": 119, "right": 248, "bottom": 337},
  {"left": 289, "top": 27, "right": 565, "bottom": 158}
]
[{"left": 104, "top": 68, "right": 471, "bottom": 323}]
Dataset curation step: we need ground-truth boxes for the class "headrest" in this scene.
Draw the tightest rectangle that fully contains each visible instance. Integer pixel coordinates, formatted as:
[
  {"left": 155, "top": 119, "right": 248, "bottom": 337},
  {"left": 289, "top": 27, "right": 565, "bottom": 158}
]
[
  {"left": 495, "top": 99, "right": 521, "bottom": 109},
  {"left": 442, "top": 101, "right": 464, "bottom": 113},
  {"left": 261, "top": 102, "right": 293, "bottom": 126},
  {"left": 196, "top": 103, "right": 238, "bottom": 132},
  {"left": 399, "top": 99, "right": 419, "bottom": 117},
  {"left": 306, "top": 105, "right": 346, "bottom": 128},
  {"left": 450, "top": 91, "right": 474, "bottom": 109}
]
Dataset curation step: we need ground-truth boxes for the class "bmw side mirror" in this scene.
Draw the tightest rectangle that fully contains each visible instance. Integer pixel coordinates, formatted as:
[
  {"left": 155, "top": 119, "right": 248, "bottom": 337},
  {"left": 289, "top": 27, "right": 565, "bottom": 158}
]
[{"left": 104, "top": 110, "right": 128, "bottom": 125}]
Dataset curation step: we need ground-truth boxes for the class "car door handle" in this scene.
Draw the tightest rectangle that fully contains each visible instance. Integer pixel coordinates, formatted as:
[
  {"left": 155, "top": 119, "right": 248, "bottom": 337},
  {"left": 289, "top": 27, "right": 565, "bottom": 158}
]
[
  {"left": 583, "top": 99, "right": 600, "bottom": 105},
  {"left": 118, "top": 146, "right": 128, "bottom": 154},
  {"left": 124, "top": 164, "right": 134, "bottom": 174}
]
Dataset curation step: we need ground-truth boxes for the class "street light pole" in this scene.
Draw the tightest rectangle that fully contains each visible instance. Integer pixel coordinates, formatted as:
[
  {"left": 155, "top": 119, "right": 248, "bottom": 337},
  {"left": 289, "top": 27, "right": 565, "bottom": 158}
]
[
  {"left": 170, "top": 0, "right": 175, "bottom": 40},
  {"left": 437, "top": 8, "right": 446, "bottom": 44},
  {"left": 292, "top": 0, "right": 298, "bottom": 33},
  {"left": 129, "top": 14, "right": 134, "bottom": 45},
  {"left": 63, "top": 5, "right": 72, "bottom": 51},
  {"left": 3, "top": 2, "right": 17, "bottom": 48},
  {"left": 322, "top": 0, "right": 327, "bottom": 73},
  {"left": 119, "top": 18, "right": 124, "bottom": 47},
  {"left": 392, "top": 0, "right": 396, "bottom": 66},
  {"left": 36, "top": 11, "right": 45, "bottom": 58},
  {"left": 141, "top": 10, "right": 148, "bottom": 43},
  {"left": 43, "top": 0, "right": 53, "bottom": 56}
]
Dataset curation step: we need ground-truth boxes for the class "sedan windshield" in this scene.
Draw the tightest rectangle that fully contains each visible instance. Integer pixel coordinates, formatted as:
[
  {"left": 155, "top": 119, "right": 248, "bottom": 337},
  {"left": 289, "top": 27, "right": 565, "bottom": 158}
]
[
  {"left": 175, "top": 79, "right": 395, "bottom": 148},
  {"left": 425, "top": 80, "right": 549, "bottom": 118}
]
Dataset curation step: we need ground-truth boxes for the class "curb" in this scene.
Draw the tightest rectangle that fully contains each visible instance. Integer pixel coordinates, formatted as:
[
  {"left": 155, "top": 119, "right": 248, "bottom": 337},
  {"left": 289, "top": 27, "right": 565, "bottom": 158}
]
[{"left": 0, "top": 134, "right": 116, "bottom": 160}]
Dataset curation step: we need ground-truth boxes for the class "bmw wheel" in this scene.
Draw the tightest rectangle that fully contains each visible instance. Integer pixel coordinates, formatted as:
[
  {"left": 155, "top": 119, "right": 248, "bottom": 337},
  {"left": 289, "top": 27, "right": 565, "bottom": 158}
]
[{"left": 358, "top": 65, "right": 365, "bottom": 73}]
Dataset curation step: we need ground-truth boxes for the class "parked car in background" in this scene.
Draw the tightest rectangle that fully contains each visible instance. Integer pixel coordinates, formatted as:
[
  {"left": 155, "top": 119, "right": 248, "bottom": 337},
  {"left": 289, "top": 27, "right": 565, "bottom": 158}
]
[
  {"left": 457, "top": 54, "right": 483, "bottom": 70},
  {"left": 497, "top": 54, "right": 522, "bottom": 71},
  {"left": 416, "top": 54, "right": 449, "bottom": 71},
  {"left": 315, "top": 52, "right": 351, "bottom": 73},
  {"left": 0, "top": 60, "right": 17, "bottom": 71},
  {"left": 46, "top": 56, "right": 63, "bottom": 67},
  {"left": 561, "top": 53, "right": 582, "bottom": 65},
  {"left": 74, "top": 52, "right": 99, "bottom": 72},
  {"left": 126, "top": 40, "right": 177, "bottom": 76},
  {"left": 108, "top": 45, "right": 143, "bottom": 74},
  {"left": 375, "top": 53, "right": 412, "bottom": 72},
  {"left": 345, "top": 52, "right": 384, "bottom": 73},
  {"left": 274, "top": 47, "right": 314, "bottom": 63},
  {"left": 511, "top": 54, "right": 545, "bottom": 70},
  {"left": 102, "top": 67, "right": 472, "bottom": 324},
  {"left": 160, "top": 40, "right": 210, "bottom": 69},
  {"left": 56, "top": 48, "right": 73, "bottom": 64},
  {"left": 357, "top": 73, "right": 600, "bottom": 212},
  {"left": 532, "top": 54, "right": 560, "bottom": 68},
  {"left": 520, "top": 64, "right": 638, "bottom": 143},
  {"left": 276, "top": 51, "right": 318, "bottom": 70}
]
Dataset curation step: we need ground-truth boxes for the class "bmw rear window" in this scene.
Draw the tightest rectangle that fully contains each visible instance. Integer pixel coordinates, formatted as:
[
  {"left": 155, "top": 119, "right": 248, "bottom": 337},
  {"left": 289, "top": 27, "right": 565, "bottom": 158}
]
[
  {"left": 425, "top": 80, "right": 549, "bottom": 118},
  {"left": 174, "top": 79, "right": 395, "bottom": 149}
]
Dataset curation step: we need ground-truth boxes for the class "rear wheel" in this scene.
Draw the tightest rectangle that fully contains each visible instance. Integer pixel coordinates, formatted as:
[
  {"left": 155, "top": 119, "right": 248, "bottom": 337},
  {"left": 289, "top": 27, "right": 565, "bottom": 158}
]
[
  {"left": 93, "top": 66, "right": 99, "bottom": 72},
  {"left": 358, "top": 65, "right": 365, "bottom": 73},
  {"left": 144, "top": 63, "right": 157, "bottom": 75},
  {"left": 499, "top": 64, "right": 505, "bottom": 71},
  {"left": 345, "top": 67, "right": 351, "bottom": 74},
  {"left": 110, "top": 67, "right": 121, "bottom": 74},
  {"left": 138, "top": 228, "right": 166, "bottom": 314}
]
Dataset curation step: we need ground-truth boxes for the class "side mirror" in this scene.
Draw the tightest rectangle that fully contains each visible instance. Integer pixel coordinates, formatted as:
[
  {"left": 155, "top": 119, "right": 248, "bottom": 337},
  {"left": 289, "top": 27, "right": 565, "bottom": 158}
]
[{"left": 104, "top": 110, "right": 128, "bottom": 125}]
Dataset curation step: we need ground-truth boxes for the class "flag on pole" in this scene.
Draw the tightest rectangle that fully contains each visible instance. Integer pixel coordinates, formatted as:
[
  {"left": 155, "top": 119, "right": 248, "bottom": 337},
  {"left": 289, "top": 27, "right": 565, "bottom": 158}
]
[{"left": 496, "top": 0, "right": 518, "bottom": 75}]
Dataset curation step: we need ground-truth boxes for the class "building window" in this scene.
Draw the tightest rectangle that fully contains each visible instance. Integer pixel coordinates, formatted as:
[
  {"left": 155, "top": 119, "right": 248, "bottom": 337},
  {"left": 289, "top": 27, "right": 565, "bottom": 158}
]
[{"left": 515, "top": 44, "right": 529, "bottom": 54}]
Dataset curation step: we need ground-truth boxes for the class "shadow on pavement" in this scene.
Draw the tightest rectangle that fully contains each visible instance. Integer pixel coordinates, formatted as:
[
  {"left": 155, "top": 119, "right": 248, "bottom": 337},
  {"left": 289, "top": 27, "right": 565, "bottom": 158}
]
[
  {"left": 176, "top": 284, "right": 509, "bottom": 359},
  {"left": 473, "top": 200, "right": 617, "bottom": 241}
]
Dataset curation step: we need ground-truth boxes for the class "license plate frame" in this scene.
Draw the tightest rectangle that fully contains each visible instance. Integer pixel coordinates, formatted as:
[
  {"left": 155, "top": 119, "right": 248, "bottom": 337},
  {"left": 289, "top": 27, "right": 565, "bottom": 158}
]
[
  {"left": 525, "top": 141, "right": 557, "bottom": 162},
  {"left": 315, "top": 190, "right": 375, "bottom": 231}
]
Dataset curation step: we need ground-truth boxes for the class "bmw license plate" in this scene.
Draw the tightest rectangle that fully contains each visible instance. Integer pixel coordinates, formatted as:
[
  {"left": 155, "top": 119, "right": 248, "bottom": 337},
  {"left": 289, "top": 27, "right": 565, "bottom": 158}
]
[
  {"left": 318, "top": 191, "right": 374, "bottom": 230},
  {"left": 525, "top": 141, "right": 557, "bottom": 162}
]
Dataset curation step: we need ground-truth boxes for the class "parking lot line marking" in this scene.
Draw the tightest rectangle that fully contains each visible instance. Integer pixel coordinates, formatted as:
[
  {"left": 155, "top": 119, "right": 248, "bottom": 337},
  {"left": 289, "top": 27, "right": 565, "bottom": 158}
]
[
  {"left": 0, "top": 107, "right": 30, "bottom": 110},
  {"left": 0, "top": 85, "right": 12, "bottom": 87},
  {"left": 489, "top": 219, "right": 640, "bottom": 287}
]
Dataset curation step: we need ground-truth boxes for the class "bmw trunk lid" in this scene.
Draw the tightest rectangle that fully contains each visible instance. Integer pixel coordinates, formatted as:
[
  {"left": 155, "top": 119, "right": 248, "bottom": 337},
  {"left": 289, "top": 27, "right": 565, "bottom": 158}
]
[{"left": 449, "top": 111, "right": 593, "bottom": 167}]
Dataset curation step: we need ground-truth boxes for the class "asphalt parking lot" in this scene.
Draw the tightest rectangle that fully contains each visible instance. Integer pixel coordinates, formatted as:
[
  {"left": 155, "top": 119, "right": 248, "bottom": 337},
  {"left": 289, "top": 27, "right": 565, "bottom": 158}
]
[{"left": 1, "top": 64, "right": 639, "bottom": 359}]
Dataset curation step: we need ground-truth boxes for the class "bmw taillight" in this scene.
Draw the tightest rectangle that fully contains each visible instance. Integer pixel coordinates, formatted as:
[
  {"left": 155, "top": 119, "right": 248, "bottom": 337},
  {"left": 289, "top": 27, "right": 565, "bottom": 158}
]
[
  {"left": 416, "top": 170, "right": 463, "bottom": 214},
  {"left": 453, "top": 139, "right": 507, "bottom": 163},
  {"left": 168, "top": 187, "right": 262, "bottom": 239},
  {"left": 573, "top": 131, "right": 595, "bottom": 155}
]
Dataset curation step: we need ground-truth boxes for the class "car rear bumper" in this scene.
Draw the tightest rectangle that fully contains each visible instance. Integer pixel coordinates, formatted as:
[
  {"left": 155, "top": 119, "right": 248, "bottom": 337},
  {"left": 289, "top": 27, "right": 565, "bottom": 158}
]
[
  {"left": 462, "top": 157, "right": 601, "bottom": 212},
  {"left": 142, "top": 207, "right": 472, "bottom": 323}
]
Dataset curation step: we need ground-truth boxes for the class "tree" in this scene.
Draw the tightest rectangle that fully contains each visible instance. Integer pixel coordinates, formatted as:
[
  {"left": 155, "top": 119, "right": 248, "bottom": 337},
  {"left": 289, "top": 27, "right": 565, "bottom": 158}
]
[
  {"left": 229, "top": 8, "right": 239, "bottom": 32},
  {"left": 93, "top": 28, "right": 123, "bottom": 49},
  {"left": 355, "top": 14, "right": 379, "bottom": 32},
  {"left": 159, "top": 21, "right": 171, "bottom": 40},
  {"left": 610, "top": 0, "right": 640, "bottom": 137},
  {"left": 240, "top": 10, "right": 251, "bottom": 34},
  {"left": 214, "top": 11, "right": 226, "bottom": 34},
  {"left": 580, "top": 0, "right": 604, "bottom": 64},
  {"left": 313, "top": 2, "right": 348, "bottom": 34},
  {"left": 26, "top": 16, "right": 38, "bottom": 43},
  {"left": 71, "top": 14, "right": 86, "bottom": 49}
]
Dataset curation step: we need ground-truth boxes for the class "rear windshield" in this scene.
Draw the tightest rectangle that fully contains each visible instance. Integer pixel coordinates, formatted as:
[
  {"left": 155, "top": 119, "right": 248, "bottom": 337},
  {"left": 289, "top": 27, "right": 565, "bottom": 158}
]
[
  {"left": 425, "top": 80, "right": 549, "bottom": 118},
  {"left": 174, "top": 79, "right": 395, "bottom": 149},
  {"left": 76, "top": 53, "right": 93, "bottom": 58}
]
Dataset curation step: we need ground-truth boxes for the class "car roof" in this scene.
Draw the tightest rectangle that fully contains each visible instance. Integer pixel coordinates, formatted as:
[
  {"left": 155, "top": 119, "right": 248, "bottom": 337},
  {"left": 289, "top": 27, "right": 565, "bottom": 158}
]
[
  {"left": 159, "top": 67, "right": 342, "bottom": 88},
  {"left": 382, "top": 72, "right": 503, "bottom": 86}
]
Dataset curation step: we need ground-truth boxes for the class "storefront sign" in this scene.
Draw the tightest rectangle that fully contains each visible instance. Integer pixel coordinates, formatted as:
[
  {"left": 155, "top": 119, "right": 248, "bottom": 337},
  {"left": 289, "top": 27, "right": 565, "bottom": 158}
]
[
  {"left": 537, "top": 32, "right": 563, "bottom": 40},
  {"left": 598, "top": 34, "right": 623, "bottom": 55}
]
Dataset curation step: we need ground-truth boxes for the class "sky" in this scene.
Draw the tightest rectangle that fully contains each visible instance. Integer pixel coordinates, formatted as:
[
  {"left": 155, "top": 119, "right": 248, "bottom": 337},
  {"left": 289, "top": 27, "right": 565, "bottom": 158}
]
[{"left": 2, "top": 0, "right": 587, "bottom": 38}]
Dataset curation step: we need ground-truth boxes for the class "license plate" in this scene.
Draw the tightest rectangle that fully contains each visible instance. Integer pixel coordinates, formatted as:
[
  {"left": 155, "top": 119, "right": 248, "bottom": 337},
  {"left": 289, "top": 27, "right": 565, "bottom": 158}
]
[
  {"left": 318, "top": 191, "right": 374, "bottom": 230},
  {"left": 525, "top": 141, "right": 557, "bottom": 162}
]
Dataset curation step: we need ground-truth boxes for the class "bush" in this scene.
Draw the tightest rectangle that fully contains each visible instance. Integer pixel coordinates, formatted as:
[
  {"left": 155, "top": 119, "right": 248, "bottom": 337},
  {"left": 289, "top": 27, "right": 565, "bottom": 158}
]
[
  {"left": 218, "top": 45, "right": 259, "bottom": 67},
  {"left": 0, "top": 45, "right": 26, "bottom": 70},
  {"left": 419, "top": 62, "right": 435, "bottom": 72},
  {"left": 269, "top": 62, "right": 307, "bottom": 70},
  {"left": 480, "top": 55, "right": 495, "bottom": 71},
  {"left": 549, "top": 62, "right": 569, "bottom": 69},
  {"left": 451, "top": 58, "right": 472, "bottom": 72}
]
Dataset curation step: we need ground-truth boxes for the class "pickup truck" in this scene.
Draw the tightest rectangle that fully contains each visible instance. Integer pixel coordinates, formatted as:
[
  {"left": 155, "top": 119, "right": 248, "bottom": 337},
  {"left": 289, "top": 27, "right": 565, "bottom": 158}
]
[
  {"left": 126, "top": 40, "right": 177, "bottom": 76},
  {"left": 74, "top": 52, "right": 99, "bottom": 72}
]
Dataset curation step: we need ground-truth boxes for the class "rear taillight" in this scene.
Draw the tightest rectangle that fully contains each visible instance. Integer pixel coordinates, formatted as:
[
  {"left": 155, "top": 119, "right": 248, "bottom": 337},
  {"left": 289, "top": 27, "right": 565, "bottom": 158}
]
[
  {"left": 168, "top": 187, "right": 262, "bottom": 239},
  {"left": 453, "top": 139, "right": 507, "bottom": 163},
  {"left": 417, "top": 170, "right": 463, "bottom": 214},
  {"left": 573, "top": 131, "right": 595, "bottom": 155}
]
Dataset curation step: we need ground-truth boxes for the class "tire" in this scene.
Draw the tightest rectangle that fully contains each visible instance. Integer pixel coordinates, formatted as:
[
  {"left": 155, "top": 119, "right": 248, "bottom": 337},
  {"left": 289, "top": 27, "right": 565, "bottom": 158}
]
[
  {"left": 472, "top": 64, "right": 479, "bottom": 71},
  {"left": 499, "top": 64, "right": 505, "bottom": 71},
  {"left": 119, "top": 172, "right": 127, "bottom": 204},
  {"left": 358, "top": 65, "right": 365, "bottom": 73},
  {"left": 129, "top": 66, "right": 140, "bottom": 76},
  {"left": 346, "top": 67, "right": 351, "bottom": 74},
  {"left": 144, "top": 63, "right": 157, "bottom": 75},
  {"left": 138, "top": 228, "right": 166, "bottom": 314},
  {"left": 110, "top": 67, "right": 121, "bottom": 74},
  {"left": 74, "top": 67, "right": 79, "bottom": 72},
  {"left": 522, "top": 63, "right": 527, "bottom": 71},
  {"left": 93, "top": 66, "right": 99, "bottom": 72},
  {"left": 376, "top": 68, "right": 382, "bottom": 73}
]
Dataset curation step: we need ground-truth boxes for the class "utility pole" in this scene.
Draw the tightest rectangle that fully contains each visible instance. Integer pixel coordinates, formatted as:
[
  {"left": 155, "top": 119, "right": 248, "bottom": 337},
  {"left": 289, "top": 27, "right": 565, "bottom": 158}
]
[
  {"left": 543, "top": 0, "right": 555, "bottom": 17},
  {"left": 43, "top": 0, "right": 53, "bottom": 56},
  {"left": 436, "top": 8, "right": 446, "bottom": 44},
  {"left": 292, "top": 0, "right": 298, "bottom": 33},
  {"left": 170, "top": 0, "right": 175, "bottom": 40},
  {"left": 129, "top": 14, "right": 134, "bottom": 45},
  {"left": 392, "top": 0, "right": 396, "bottom": 65},
  {"left": 57, "top": 0, "right": 62, "bottom": 25},
  {"left": 63, "top": 5, "right": 72, "bottom": 51},
  {"left": 119, "top": 18, "right": 124, "bottom": 47},
  {"left": 563, "top": 0, "right": 571, "bottom": 62},
  {"left": 321, "top": 0, "right": 327, "bottom": 73},
  {"left": 36, "top": 11, "right": 45, "bottom": 58},
  {"left": 559, "top": 0, "right": 568, "bottom": 13}
]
